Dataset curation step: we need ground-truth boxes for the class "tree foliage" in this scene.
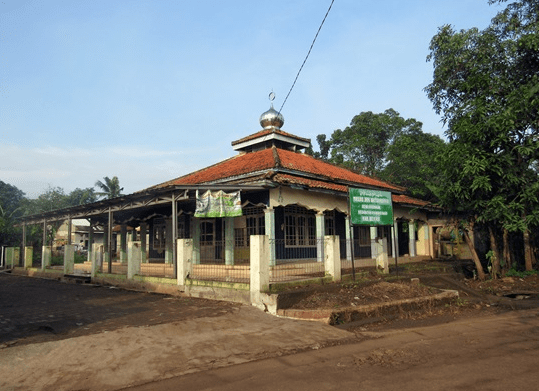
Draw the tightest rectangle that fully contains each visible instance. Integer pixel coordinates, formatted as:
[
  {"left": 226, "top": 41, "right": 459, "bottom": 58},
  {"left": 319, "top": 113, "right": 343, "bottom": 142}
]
[
  {"left": 315, "top": 109, "right": 423, "bottom": 177},
  {"left": 425, "top": 0, "right": 539, "bottom": 273},
  {"left": 95, "top": 176, "right": 123, "bottom": 199},
  {"left": 314, "top": 109, "right": 445, "bottom": 201}
]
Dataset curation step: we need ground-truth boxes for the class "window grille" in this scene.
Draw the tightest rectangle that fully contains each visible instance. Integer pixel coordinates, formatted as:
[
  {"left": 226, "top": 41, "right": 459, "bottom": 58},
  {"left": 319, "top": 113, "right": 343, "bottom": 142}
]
[{"left": 284, "top": 206, "right": 316, "bottom": 247}]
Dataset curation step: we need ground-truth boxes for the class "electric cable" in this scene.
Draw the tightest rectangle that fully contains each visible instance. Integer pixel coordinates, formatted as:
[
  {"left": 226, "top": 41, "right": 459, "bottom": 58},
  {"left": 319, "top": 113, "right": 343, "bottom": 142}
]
[{"left": 278, "top": 0, "right": 335, "bottom": 115}]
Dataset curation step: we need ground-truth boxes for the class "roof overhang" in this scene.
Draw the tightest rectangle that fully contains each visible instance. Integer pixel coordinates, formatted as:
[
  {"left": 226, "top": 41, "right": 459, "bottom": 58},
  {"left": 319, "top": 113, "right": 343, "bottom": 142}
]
[{"left": 17, "top": 184, "right": 267, "bottom": 226}]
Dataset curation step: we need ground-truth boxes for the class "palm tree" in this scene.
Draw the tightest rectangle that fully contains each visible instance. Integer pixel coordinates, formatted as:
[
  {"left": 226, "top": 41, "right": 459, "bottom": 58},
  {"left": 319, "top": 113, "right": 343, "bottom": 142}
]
[{"left": 95, "top": 176, "right": 124, "bottom": 199}]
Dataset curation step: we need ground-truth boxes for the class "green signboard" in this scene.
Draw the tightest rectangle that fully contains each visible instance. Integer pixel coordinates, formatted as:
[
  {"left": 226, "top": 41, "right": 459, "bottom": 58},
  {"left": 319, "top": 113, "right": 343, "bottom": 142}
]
[{"left": 349, "top": 188, "right": 393, "bottom": 226}]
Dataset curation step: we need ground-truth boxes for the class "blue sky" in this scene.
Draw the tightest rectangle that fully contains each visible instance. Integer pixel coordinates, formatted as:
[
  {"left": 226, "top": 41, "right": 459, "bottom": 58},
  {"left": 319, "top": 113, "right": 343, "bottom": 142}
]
[{"left": 1, "top": 0, "right": 505, "bottom": 198}]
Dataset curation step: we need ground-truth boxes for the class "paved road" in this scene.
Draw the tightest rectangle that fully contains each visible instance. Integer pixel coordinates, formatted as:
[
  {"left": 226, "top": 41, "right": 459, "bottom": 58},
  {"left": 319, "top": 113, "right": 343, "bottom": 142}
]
[{"left": 126, "top": 309, "right": 539, "bottom": 391}]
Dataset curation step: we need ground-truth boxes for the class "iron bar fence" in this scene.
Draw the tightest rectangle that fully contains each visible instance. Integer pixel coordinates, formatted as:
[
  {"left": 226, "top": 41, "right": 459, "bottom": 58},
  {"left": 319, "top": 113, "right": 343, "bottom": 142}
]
[{"left": 269, "top": 238, "right": 325, "bottom": 283}]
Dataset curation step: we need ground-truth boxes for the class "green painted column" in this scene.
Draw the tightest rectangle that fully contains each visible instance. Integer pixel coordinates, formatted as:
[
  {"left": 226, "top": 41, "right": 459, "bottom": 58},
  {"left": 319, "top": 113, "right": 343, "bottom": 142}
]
[
  {"left": 24, "top": 247, "right": 33, "bottom": 269},
  {"left": 316, "top": 212, "right": 325, "bottom": 263},
  {"left": 42, "top": 246, "right": 51, "bottom": 270},
  {"left": 140, "top": 223, "right": 148, "bottom": 263},
  {"left": 120, "top": 224, "right": 127, "bottom": 263},
  {"left": 345, "top": 215, "right": 352, "bottom": 262},
  {"left": 409, "top": 220, "right": 416, "bottom": 257},
  {"left": 192, "top": 218, "right": 200, "bottom": 265},
  {"left": 264, "top": 208, "right": 276, "bottom": 266},
  {"left": 165, "top": 219, "right": 173, "bottom": 264},
  {"left": 224, "top": 217, "right": 234, "bottom": 266},
  {"left": 5, "top": 247, "right": 14, "bottom": 268}
]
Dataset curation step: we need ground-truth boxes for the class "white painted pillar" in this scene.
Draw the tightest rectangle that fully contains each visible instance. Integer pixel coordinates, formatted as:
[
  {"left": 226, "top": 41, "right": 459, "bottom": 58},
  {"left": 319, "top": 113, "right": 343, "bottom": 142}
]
[
  {"left": 376, "top": 237, "right": 389, "bottom": 274},
  {"left": 370, "top": 226, "right": 378, "bottom": 259},
  {"left": 177, "top": 238, "right": 193, "bottom": 286},
  {"left": 64, "top": 244, "right": 75, "bottom": 274},
  {"left": 250, "top": 235, "right": 269, "bottom": 307},
  {"left": 127, "top": 241, "right": 142, "bottom": 279},
  {"left": 324, "top": 235, "right": 341, "bottom": 282},
  {"left": 140, "top": 223, "right": 148, "bottom": 263},
  {"left": 409, "top": 220, "right": 416, "bottom": 257},
  {"left": 316, "top": 212, "right": 325, "bottom": 263},
  {"left": 264, "top": 208, "right": 276, "bottom": 266},
  {"left": 224, "top": 217, "right": 234, "bottom": 266}
]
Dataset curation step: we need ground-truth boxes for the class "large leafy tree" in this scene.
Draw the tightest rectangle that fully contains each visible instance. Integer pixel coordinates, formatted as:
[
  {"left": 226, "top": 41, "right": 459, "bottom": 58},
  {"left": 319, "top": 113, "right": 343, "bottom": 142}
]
[
  {"left": 95, "top": 176, "right": 124, "bottom": 199},
  {"left": 316, "top": 109, "right": 423, "bottom": 177},
  {"left": 425, "top": 0, "right": 539, "bottom": 275},
  {"left": 0, "top": 181, "right": 25, "bottom": 246},
  {"left": 379, "top": 129, "right": 446, "bottom": 201}
]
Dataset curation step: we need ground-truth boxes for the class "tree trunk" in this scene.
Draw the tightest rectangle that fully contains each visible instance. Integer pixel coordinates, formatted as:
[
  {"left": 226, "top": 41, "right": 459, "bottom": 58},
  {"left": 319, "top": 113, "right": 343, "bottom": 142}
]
[
  {"left": 488, "top": 225, "right": 501, "bottom": 279},
  {"left": 523, "top": 229, "right": 533, "bottom": 271},
  {"left": 502, "top": 228, "right": 511, "bottom": 272},
  {"left": 463, "top": 223, "right": 486, "bottom": 280}
]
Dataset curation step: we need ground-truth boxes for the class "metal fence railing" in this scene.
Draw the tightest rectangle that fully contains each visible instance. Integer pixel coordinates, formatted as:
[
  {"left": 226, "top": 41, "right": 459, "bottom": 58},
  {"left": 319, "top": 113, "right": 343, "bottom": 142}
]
[
  {"left": 270, "top": 238, "right": 325, "bottom": 283},
  {"left": 189, "top": 240, "right": 250, "bottom": 283}
]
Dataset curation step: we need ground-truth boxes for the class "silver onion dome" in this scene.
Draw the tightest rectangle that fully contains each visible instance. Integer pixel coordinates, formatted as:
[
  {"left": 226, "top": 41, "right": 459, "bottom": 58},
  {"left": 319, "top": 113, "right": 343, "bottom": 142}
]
[{"left": 259, "top": 105, "right": 284, "bottom": 130}]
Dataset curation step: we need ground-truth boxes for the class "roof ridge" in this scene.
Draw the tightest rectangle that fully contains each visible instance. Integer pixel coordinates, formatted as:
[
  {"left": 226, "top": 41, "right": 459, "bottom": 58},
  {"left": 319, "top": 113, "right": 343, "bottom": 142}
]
[{"left": 272, "top": 146, "right": 282, "bottom": 168}]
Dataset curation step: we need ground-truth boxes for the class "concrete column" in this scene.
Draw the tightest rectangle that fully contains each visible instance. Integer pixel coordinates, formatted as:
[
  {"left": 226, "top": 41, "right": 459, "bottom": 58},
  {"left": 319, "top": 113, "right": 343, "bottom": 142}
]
[
  {"left": 192, "top": 218, "right": 200, "bottom": 265},
  {"left": 324, "top": 235, "right": 341, "bottom": 282},
  {"left": 409, "top": 220, "right": 417, "bottom": 257},
  {"left": 345, "top": 215, "right": 352, "bottom": 262},
  {"left": 140, "top": 223, "right": 148, "bottom": 263},
  {"left": 250, "top": 235, "right": 269, "bottom": 308},
  {"left": 393, "top": 220, "right": 399, "bottom": 258},
  {"left": 316, "top": 212, "right": 325, "bottom": 263},
  {"left": 21, "top": 224, "right": 26, "bottom": 267},
  {"left": 177, "top": 239, "right": 193, "bottom": 286},
  {"left": 87, "top": 223, "right": 94, "bottom": 263},
  {"left": 264, "top": 208, "right": 276, "bottom": 266},
  {"left": 376, "top": 237, "right": 389, "bottom": 274},
  {"left": 5, "top": 247, "right": 14, "bottom": 268},
  {"left": 24, "top": 246, "right": 33, "bottom": 269},
  {"left": 92, "top": 243, "right": 103, "bottom": 276},
  {"left": 67, "top": 216, "right": 72, "bottom": 245},
  {"left": 165, "top": 219, "right": 173, "bottom": 264},
  {"left": 14, "top": 248, "right": 20, "bottom": 267},
  {"left": 42, "top": 246, "right": 51, "bottom": 270},
  {"left": 127, "top": 241, "right": 142, "bottom": 279},
  {"left": 224, "top": 217, "right": 234, "bottom": 266},
  {"left": 64, "top": 244, "right": 75, "bottom": 274},
  {"left": 119, "top": 225, "right": 127, "bottom": 263},
  {"left": 370, "top": 226, "right": 378, "bottom": 259}
]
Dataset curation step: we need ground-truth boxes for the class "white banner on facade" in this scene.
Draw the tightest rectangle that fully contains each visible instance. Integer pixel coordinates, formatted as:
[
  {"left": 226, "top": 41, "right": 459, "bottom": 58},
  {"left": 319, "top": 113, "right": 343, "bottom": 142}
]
[{"left": 194, "top": 190, "right": 242, "bottom": 218}]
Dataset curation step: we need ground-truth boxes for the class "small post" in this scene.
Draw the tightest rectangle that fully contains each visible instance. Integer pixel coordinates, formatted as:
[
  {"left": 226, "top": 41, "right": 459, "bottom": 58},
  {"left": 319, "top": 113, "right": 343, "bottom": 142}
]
[
  {"left": 24, "top": 246, "right": 33, "bottom": 269},
  {"left": 127, "top": 241, "right": 142, "bottom": 279},
  {"left": 64, "top": 244, "right": 75, "bottom": 274},
  {"left": 177, "top": 238, "right": 193, "bottom": 286},
  {"left": 324, "top": 235, "right": 341, "bottom": 282},
  {"left": 250, "top": 235, "right": 269, "bottom": 308}
]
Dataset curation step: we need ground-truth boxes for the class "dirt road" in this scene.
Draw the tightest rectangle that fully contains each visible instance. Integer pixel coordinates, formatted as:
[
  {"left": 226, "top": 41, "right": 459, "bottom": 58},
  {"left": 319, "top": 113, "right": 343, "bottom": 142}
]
[{"left": 126, "top": 308, "right": 539, "bottom": 391}]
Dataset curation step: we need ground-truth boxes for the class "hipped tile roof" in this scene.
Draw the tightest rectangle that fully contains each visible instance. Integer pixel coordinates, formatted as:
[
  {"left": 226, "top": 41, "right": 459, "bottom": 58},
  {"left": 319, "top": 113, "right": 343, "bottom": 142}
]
[{"left": 152, "top": 147, "right": 404, "bottom": 193}]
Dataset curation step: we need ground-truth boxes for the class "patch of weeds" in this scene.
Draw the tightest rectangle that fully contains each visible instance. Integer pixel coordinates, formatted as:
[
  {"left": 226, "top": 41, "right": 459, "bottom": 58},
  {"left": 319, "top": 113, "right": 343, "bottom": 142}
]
[{"left": 505, "top": 268, "right": 538, "bottom": 278}]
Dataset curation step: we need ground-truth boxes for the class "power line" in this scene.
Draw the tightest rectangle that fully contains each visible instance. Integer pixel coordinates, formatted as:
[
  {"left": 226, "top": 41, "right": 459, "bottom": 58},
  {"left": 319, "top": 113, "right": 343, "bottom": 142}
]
[{"left": 278, "top": 0, "right": 335, "bottom": 115}]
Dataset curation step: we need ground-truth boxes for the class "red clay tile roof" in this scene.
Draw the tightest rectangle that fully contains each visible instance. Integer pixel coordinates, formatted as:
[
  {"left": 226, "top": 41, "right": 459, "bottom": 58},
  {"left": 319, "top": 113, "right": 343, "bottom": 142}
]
[
  {"left": 150, "top": 147, "right": 405, "bottom": 194},
  {"left": 392, "top": 194, "right": 430, "bottom": 207},
  {"left": 231, "top": 129, "right": 310, "bottom": 146},
  {"left": 275, "top": 149, "right": 403, "bottom": 192}
]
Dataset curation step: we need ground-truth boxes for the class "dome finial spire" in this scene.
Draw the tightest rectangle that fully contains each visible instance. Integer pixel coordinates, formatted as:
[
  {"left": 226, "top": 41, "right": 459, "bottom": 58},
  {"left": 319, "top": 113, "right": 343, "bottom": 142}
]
[{"left": 260, "top": 92, "right": 284, "bottom": 130}]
